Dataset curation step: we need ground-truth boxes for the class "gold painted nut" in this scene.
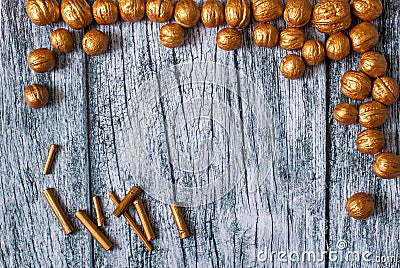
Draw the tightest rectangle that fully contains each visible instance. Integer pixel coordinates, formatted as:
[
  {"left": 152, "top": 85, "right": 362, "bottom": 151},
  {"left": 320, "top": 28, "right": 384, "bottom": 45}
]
[
  {"left": 283, "top": 0, "right": 312, "bottom": 28},
  {"left": 216, "top": 28, "right": 242, "bottom": 51},
  {"left": 92, "top": 0, "right": 119, "bottom": 25},
  {"left": 146, "top": 0, "right": 175, "bottom": 23},
  {"left": 360, "top": 51, "right": 387, "bottom": 78},
  {"left": 119, "top": 0, "right": 145, "bottom": 23},
  {"left": 372, "top": 76, "right": 400, "bottom": 105},
  {"left": 225, "top": 0, "right": 251, "bottom": 28},
  {"left": 82, "top": 30, "right": 109, "bottom": 56},
  {"left": 50, "top": 28, "right": 74, "bottom": 53},
  {"left": 280, "top": 54, "right": 305, "bottom": 80},
  {"left": 201, "top": 0, "right": 225, "bottom": 28},
  {"left": 373, "top": 152, "right": 400, "bottom": 179},
  {"left": 24, "top": 84, "right": 49, "bottom": 109},
  {"left": 252, "top": 0, "right": 284, "bottom": 23},
  {"left": 253, "top": 23, "right": 279, "bottom": 48},
  {"left": 159, "top": 23, "right": 185, "bottom": 48},
  {"left": 350, "top": 0, "right": 382, "bottom": 22},
  {"left": 279, "top": 28, "right": 306, "bottom": 51},
  {"left": 346, "top": 192, "right": 374, "bottom": 220},
  {"left": 340, "top": 71, "right": 372, "bottom": 101},
  {"left": 358, "top": 101, "right": 388, "bottom": 129},
  {"left": 332, "top": 102, "right": 358, "bottom": 125},
  {"left": 174, "top": 0, "right": 201, "bottom": 28},
  {"left": 26, "top": 0, "right": 60, "bottom": 26},
  {"left": 312, "top": 0, "right": 351, "bottom": 34},
  {"left": 356, "top": 129, "right": 385, "bottom": 155},
  {"left": 349, "top": 22, "right": 379, "bottom": 53},
  {"left": 301, "top": 40, "right": 325, "bottom": 66},
  {"left": 326, "top": 32, "right": 351, "bottom": 61},
  {"left": 61, "top": 0, "right": 93, "bottom": 30},
  {"left": 28, "top": 48, "right": 56, "bottom": 73}
]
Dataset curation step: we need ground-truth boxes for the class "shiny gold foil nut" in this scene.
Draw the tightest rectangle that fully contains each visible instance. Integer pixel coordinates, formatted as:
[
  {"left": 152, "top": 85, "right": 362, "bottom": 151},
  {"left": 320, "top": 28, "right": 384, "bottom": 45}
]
[
  {"left": 119, "top": 0, "right": 145, "bottom": 22},
  {"left": 358, "top": 101, "right": 388, "bottom": 129},
  {"left": 174, "top": 0, "right": 201, "bottom": 28},
  {"left": 326, "top": 32, "right": 351, "bottom": 61},
  {"left": 253, "top": 23, "right": 279, "bottom": 48},
  {"left": 146, "top": 0, "right": 174, "bottom": 23},
  {"left": 283, "top": 0, "right": 312, "bottom": 28},
  {"left": 356, "top": 129, "right": 385, "bottom": 155},
  {"left": 346, "top": 192, "right": 374, "bottom": 220},
  {"left": 50, "top": 28, "right": 74, "bottom": 53},
  {"left": 349, "top": 22, "right": 379, "bottom": 53},
  {"left": 312, "top": 0, "right": 351, "bottom": 34},
  {"left": 279, "top": 28, "right": 306, "bottom": 51},
  {"left": 360, "top": 51, "right": 387, "bottom": 78},
  {"left": 92, "top": 0, "right": 118, "bottom": 25},
  {"left": 372, "top": 152, "right": 400, "bottom": 179},
  {"left": 159, "top": 23, "right": 185, "bottom": 48},
  {"left": 201, "top": 0, "right": 225, "bottom": 28},
  {"left": 225, "top": 0, "right": 251, "bottom": 28},
  {"left": 280, "top": 54, "right": 305, "bottom": 80},
  {"left": 332, "top": 102, "right": 358, "bottom": 125},
  {"left": 252, "top": 0, "right": 283, "bottom": 23},
  {"left": 28, "top": 48, "right": 56, "bottom": 73},
  {"left": 26, "top": 0, "right": 60, "bottom": 26},
  {"left": 82, "top": 30, "right": 109, "bottom": 56},
  {"left": 61, "top": 0, "right": 93, "bottom": 30},
  {"left": 350, "top": 0, "right": 382, "bottom": 22},
  {"left": 340, "top": 70, "right": 372, "bottom": 100},
  {"left": 372, "top": 76, "right": 400, "bottom": 105},
  {"left": 24, "top": 84, "right": 49, "bottom": 109},
  {"left": 216, "top": 28, "right": 242, "bottom": 51},
  {"left": 301, "top": 40, "right": 325, "bottom": 66}
]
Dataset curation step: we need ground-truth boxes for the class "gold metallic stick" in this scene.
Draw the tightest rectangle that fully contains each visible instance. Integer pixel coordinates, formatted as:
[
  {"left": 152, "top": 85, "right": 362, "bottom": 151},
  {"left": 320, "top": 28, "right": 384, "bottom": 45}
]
[
  {"left": 42, "top": 144, "right": 58, "bottom": 175},
  {"left": 169, "top": 203, "right": 190, "bottom": 239},
  {"left": 42, "top": 188, "right": 74, "bottom": 235},
  {"left": 109, "top": 192, "right": 153, "bottom": 251},
  {"left": 75, "top": 210, "right": 113, "bottom": 251},
  {"left": 93, "top": 196, "right": 105, "bottom": 227},
  {"left": 113, "top": 186, "right": 142, "bottom": 217},
  {"left": 133, "top": 199, "right": 155, "bottom": 241}
]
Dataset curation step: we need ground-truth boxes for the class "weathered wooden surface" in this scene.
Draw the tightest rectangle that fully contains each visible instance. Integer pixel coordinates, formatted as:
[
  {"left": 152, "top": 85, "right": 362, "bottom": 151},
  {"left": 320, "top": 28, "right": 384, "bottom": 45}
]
[{"left": 0, "top": 0, "right": 399, "bottom": 267}]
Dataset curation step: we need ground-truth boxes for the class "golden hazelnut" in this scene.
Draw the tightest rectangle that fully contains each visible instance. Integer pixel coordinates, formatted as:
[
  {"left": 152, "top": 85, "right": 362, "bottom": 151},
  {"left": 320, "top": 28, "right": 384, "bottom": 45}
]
[
  {"left": 92, "top": 0, "right": 119, "bottom": 25},
  {"left": 61, "top": 0, "right": 93, "bottom": 30},
  {"left": 349, "top": 22, "right": 379, "bottom": 53},
  {"left": 279, "top": 28, "right": 306, "bottom": 51},
  {"left": 312, "top": 0, "right": 351, "bottom": 34},
  {"left": 358, "top": 101, "right": 388, "bottom": 129},
  {"left": 201, "top": 0, "right": 225, "bottom": 28},
  {"left": 360, "top": 51, "right": 387, "bottom": 78},
  {"left": 346, "top": 192, "right": 374, "bottom": 220},
  {"left": 280, "top": 54, "right": 305, "bottom": 80},
  {"left": 325, "top": 32, "right": 351, "bottom": 61},
  {"left": 82, "top": 30, "right": 109, "bottom": 56},
  {"left": 174, "top": 0, "right": 201, "bottom": 28},
  {"left": 350, "top": 0, "right": 382, "bottom": 22},
  {"left": 26, "top": 0, "right": 60, "bottom": 26},
  {"left": 356, "top": 129, "right": 385, "bottom": 155},
  {"left": 159, "top": 23, "right": 185, "bottom": 48},
  {"left": 373, "top": 152, "right": 400, "bottom": 179},
  {"left": 332, "top": 102, "right": 358, "bottom": 125},
  {"left": 24, "top": 84, "right": 49, "bottom": 109},
  {"left": 340, "top": 71, "right": 372, "bottom": 100},
  {"left": 252, "top": 0, "right": 283, "bottom": 23},
  {"left": 216, "top": 28, "right": 242, "bottom": 51},
  {"left": 50, "top": 28, "right": 74, "bottom": 53},
  {"left": 301, "top": 40, "right": 325, "bottom": 66},
  {"left": 283, "top": 0, "right": 312, "bottom": 28},
  {"left": 119, "top": 0, "right": 145, "bottom": 22},
  {"left": 225, "top": 0, "right": 251, "bottom": 28},
  {"left": 146, "top": 0, "right": 174, "bottom": 23},
  {"left": 28, "top": 48, "right": 56, "bottom": 73},
  {"left": 253, "top": 23, "right": 279, "bottom": 48},
  {"left": 372, "top": 76, "right": 400, "bottom": 105}
]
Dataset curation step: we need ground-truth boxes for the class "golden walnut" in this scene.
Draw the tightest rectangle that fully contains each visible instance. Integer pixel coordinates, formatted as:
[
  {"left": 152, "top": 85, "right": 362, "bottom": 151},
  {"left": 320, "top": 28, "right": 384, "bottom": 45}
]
[
  {"left": 350, "top": 0, "right": 382, "bottom": 22},
  {"left": 358, "top": 101, "right": 388, "bottom": 129},
  {"left": 82, "top": 30, "right": 109, "bottom": 56},
  {"left": 283, "top": 0, "right": 312, "bottom": 28},
  {"left": 373, "top": 152, "right": 400, "bottom": 179},
  {"left": 332, "top": 103, "right": 358, "bottom": 125},
  {"left": 50, "top": 28, "right": 74, "bottom": 53},
  {"left": 349, "top": 22, "right": 379, "bottom": 53},
  {"left": 279, "top": 28, "right": 306, "bottom": 51},
  {"left": 356, "top": 129, "right": 385, "bottom": 155},
  {"left": 280, "top": 54, "right": 305, "bottom": 80},
  {"left": 216, "top": 28, "right": 242, "bottom": 51},
  {"left": 146, "top": 0, "right": 175, "bottom": 23},
  {"left": 346, "top": 192, "right": 374, "bottom": 220},
  {"left": 252, "top": 0, "right": 283, "bottom": 23},
  {"left": 159, "top": 23, "right": 185, "bottom": 48},
  {"left": 61, "top": 0, "right": 93, "bottom": 30},
  {"left": 119, "top": 0, "right": 145, "bottom": 23},
  {"left": 372, "top": 76, "right": 400, "bottom": 105},
  {"left": 340, "top": 71, "right": 372, "bottom": 100},
  {"left": 201, "top": 0, "right": 225, "bottom": 28},
  {"left": 360, "top": 52, "right": 387, "bottom": 78},
  {"left": 301, "top": 40, "right": 325, "bottom": 66},
  {"left": 24, "top": 84, "right": 49, "bottom": 109},
  {"left": 253, "top": 23, "right": 279, "bottom": 48},
  {"left": 312, "top": 0, "right": 351, "bottom": 34},
  {"left": 28, "top": 48, "right": 56, "bottom": 73},
  {"left": 92, "top": 0, "right": 119, "bottom": 25},
  {"left": 26, "top": 0, "right": 60, "bottom": 26},
  {"left": 326, "top": 32, "right": 351, "bottom": 61},
  {"left": 225, "top": 0, "right": 251, "bottom": 28},
  {"left": 174, "top": 0, "right": 201, "bottom": 28}
]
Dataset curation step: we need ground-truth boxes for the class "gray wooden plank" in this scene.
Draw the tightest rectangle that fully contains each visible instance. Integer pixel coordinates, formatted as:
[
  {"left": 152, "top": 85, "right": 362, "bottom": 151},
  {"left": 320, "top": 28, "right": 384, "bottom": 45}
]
[{"left": 0, "top": 1, "right": 91, "bottom": 267}]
